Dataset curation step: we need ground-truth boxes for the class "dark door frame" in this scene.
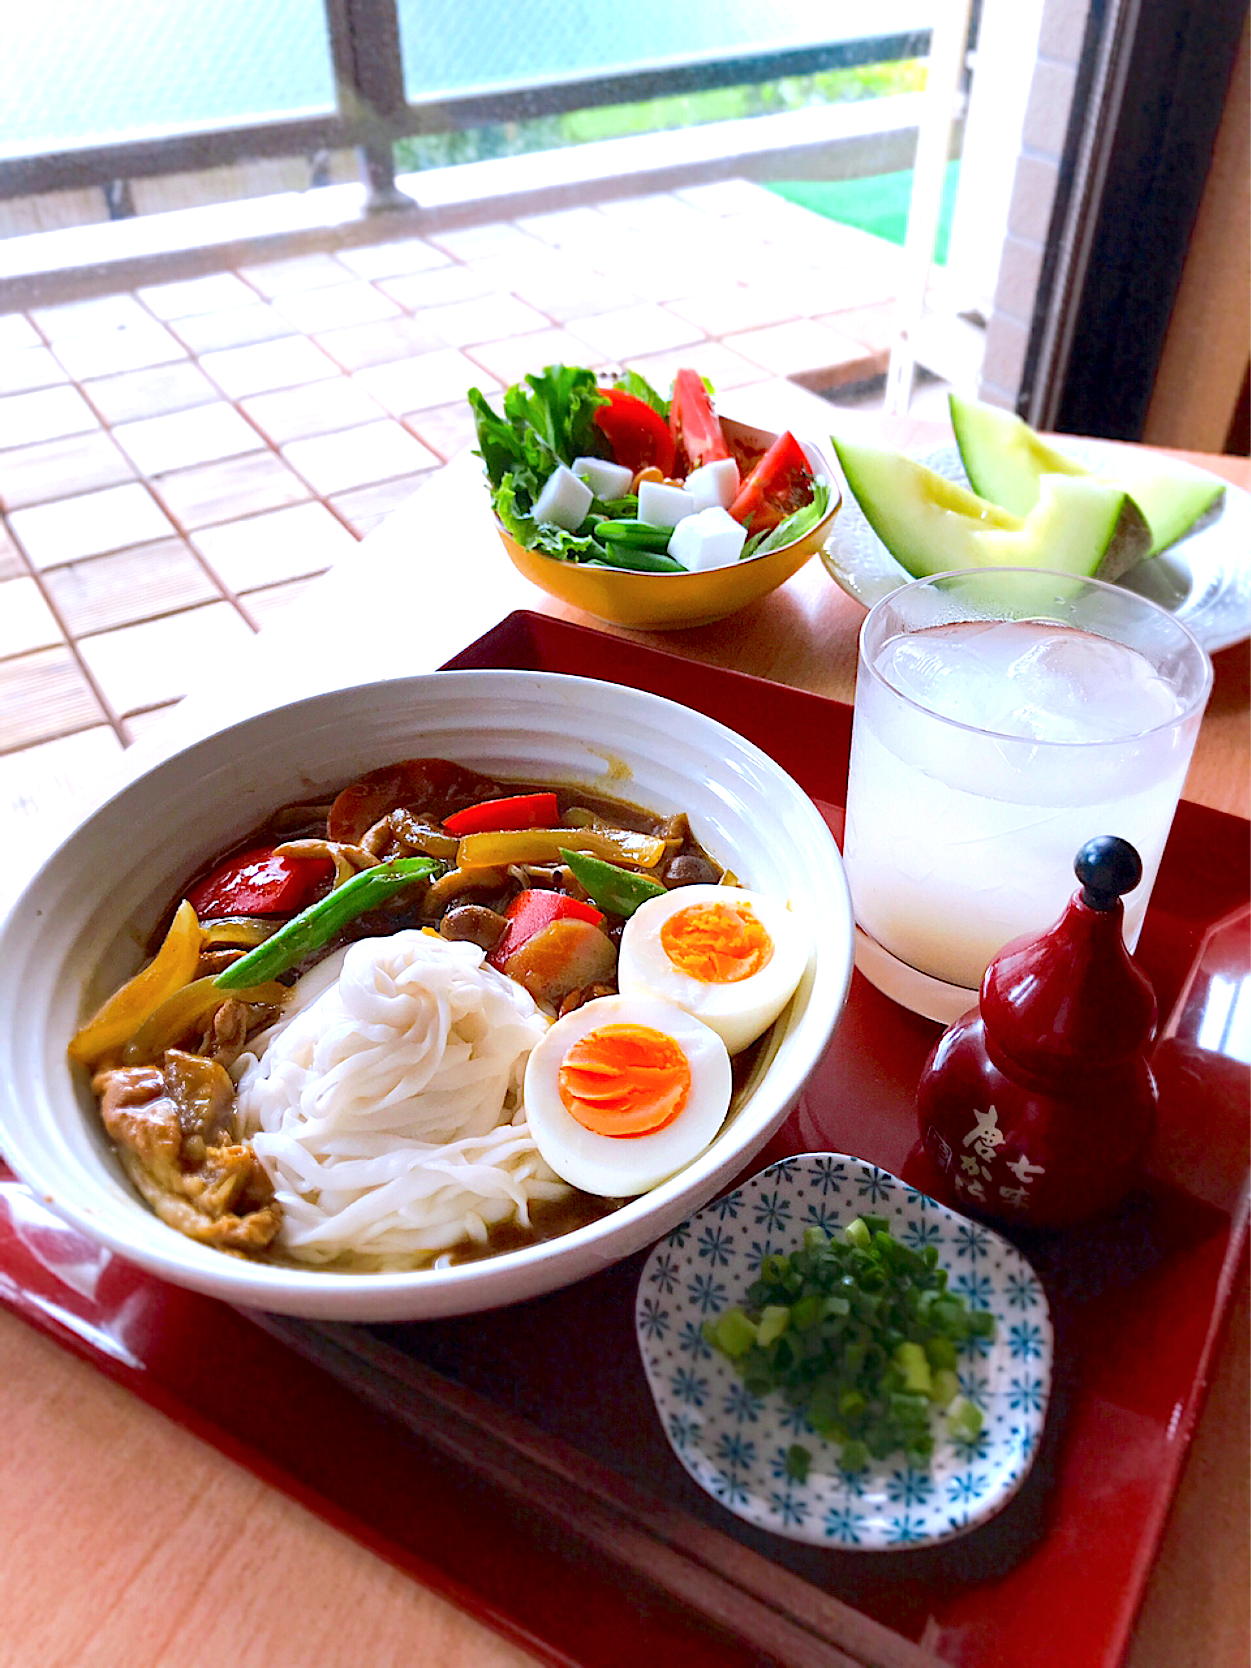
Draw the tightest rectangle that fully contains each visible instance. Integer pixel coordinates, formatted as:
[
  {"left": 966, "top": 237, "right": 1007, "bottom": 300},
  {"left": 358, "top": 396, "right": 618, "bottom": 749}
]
[{"left": 1022, "top": 0, "right": 1247, "bottom": 441}]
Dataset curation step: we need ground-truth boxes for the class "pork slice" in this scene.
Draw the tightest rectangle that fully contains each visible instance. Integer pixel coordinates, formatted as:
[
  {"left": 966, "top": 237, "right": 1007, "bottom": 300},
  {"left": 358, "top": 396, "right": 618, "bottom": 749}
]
[
  {"left": 120, "top": 1150, "right": 282, "bottom": 1250},
  {"left": 93, "top": 1066, "right": 182, "bottom": 1183},
  {"left": 183, "top": 1143, "right": 275, "bottom": 1219}
]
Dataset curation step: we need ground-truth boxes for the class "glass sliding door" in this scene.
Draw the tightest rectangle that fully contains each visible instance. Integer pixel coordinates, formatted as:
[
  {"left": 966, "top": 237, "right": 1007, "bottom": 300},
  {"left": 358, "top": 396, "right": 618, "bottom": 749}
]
[{"left": 0, "top": 0, "right": 337, "bottom": 161}]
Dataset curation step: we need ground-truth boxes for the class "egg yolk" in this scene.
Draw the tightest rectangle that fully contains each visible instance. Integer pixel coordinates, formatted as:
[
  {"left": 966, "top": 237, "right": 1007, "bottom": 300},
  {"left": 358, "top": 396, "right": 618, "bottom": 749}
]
[
  {"left": 660, "top": 901, "right": 773, "bottom": 984},
  {"left": 558, "top": 1023, "right": 691, "bottom": 1138}
]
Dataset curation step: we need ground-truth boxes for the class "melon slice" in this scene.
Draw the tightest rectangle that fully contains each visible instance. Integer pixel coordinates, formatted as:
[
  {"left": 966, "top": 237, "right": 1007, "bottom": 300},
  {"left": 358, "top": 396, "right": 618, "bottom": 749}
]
[
  {"left": 831, "top": 437, "right": 1152, "bottom": 583},
  {"left": 949, "top": 395, "right": 1225, "bottom": 558}
]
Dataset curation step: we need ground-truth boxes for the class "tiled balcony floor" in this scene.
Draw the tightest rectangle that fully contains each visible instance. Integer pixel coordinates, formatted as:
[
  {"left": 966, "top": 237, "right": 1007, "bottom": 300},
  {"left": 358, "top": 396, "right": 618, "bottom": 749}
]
[{"left": 0, "top": 179, "right": 904, "bottom": 847}]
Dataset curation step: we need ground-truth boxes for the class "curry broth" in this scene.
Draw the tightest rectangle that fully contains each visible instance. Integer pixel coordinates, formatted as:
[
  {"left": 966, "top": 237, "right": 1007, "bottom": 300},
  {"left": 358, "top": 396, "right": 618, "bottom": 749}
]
[{"left": 99, "top": 762, "right": 766, "bottom": 1272}]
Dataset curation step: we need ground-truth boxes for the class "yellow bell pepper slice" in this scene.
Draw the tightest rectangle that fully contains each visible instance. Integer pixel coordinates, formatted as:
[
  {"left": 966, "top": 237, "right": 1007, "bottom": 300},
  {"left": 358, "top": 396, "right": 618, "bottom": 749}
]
[
  {"left": 456, "top": 827, "right": 669, "bottom": 870},
  {"left": 121, "top": 974, "right": 289, "bottom": 1066},
  {"left": 201, "top": 917, "right": 281, "bottom": 948},
  {"left": 68, "top": 900, "right": 203, "bottom": 1067}
]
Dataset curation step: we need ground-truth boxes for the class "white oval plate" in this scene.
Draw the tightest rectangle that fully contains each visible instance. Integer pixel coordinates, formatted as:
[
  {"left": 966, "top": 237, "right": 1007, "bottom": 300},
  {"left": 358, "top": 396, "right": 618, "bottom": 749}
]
[
  {"left": 821, "top": 441, "right": 1249, "bottom": 654},
  {"left": 636, "top": 1153, "right": 1052, "bottom": 1550}
]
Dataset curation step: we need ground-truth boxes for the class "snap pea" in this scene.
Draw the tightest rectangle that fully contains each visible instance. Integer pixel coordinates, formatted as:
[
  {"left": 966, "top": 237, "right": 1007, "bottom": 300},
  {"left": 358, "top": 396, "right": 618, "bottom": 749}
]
[
  {"left": 213, "top": 856, "right": 440, "bottom": 991},
  {"left": 559, "top": 847, "right": 667, "bottom": 918},
  {"left": 588, "top": 548, "right": 687, "bottom": 574},
  {"left": 594, "top": 519, "right": 675, "bottom": 553}
]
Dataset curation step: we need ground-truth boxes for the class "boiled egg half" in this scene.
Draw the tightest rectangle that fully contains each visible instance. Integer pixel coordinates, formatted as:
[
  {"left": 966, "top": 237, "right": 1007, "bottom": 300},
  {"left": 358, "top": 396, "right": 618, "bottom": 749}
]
[
  {"left": 523, "top": 994, "right": 731, "bottom": 1196},
  {"left": 617, "top": 885, "right": 810, "bottom": 1054}
]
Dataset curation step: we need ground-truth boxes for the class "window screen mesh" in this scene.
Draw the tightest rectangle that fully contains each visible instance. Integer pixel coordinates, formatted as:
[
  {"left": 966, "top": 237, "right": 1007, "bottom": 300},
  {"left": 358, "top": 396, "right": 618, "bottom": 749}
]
[
  {"left": 1, "top": 0, "right": 336, "bottom": 158},
  {"left": 396, "top": 1, "right": 926, "bottom": 102}
]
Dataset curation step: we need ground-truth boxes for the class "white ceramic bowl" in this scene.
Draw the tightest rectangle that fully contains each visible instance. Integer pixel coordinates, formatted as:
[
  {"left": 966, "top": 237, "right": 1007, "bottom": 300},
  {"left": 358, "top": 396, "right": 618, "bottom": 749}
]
[{"left": 0, "top": 671, "right": 854, "bottom": 1322}]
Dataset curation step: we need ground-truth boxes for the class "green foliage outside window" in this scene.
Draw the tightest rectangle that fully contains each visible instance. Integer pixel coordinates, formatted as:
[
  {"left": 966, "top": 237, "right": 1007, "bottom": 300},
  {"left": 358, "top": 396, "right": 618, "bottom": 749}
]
[{"left": 394, "top": 61, "right": 926, "bottom": 172}]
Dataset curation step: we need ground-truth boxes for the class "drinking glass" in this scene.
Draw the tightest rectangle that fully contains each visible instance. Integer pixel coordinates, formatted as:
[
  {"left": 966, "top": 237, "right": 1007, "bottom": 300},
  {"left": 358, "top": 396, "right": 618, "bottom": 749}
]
[{"left": 842, "top": 569, "right": 1213, "bottom": 1023}]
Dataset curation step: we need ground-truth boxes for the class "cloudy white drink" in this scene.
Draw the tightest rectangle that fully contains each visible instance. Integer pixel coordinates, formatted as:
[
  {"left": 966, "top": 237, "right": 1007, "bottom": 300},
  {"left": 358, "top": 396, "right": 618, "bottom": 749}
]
[{"left": 843, "top": 574, "right": 1211, "bottom": 1001}]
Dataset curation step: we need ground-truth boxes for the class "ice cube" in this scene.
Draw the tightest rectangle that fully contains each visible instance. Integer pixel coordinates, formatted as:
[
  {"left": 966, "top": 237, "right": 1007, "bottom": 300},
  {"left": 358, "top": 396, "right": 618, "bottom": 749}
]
[
  {"left": 1002, "top": 629, "right": 1183, "bottom": 741},
  {"left": 878, "top": 621, "right": 1182, "bottom": 742},
  {"left": 881, "top": 626, "right": 1023, "bottom": 731}
]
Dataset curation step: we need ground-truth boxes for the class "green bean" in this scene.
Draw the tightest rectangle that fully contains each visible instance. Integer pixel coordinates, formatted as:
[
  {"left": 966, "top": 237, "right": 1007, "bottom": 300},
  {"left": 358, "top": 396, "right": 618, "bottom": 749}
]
[
  {"left": 587, "top": 549, "right": 687, "bottom": 574},
  {"left": 213, "top": 856, "right": 440, "bottom": 990},
  {"left": 594, "top": 518, "right": 675, "bottom": 552}
]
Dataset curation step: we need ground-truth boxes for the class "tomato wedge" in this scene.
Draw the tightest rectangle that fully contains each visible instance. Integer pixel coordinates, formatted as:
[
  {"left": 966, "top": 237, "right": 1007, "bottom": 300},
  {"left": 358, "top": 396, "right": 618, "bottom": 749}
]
[
  {"left": 594, "top": 389, "right": 676, "bottom": 477},
  {"left": 729, "top": 430, "right": 814, "bottom": 533},
  {"left": 186, "top": 846, "right": 333, "bottom": 920},
  {"left": 487, "top": 889, "right": 605, "bottom": 968},
  {"left": 442, "top": 792, "right": 558, "bottom": 836},
  {"left": 669, "top": 368, "right": 730, "bottom": 472}
]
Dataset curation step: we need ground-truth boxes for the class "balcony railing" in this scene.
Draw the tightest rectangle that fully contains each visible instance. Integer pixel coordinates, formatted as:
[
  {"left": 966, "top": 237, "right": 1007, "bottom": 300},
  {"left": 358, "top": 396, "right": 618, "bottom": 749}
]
[{"left": 0, "top": 1, "right": 931, "bottom": 207}]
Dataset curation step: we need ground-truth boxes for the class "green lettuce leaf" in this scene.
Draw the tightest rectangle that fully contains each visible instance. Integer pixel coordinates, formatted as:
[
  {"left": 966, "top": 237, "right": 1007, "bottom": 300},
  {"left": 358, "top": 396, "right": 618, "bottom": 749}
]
[
  {"left": 469, "top": 385, "right": 559, "bottom": 497},
  {"left": 613, "top": 370, "right": 670, "bottom": 419},
  {"left": 743, "top": 477, "right": 832, "bottom": 559},
  {"left": 501, "top": 365, "right": 608, "bottom": 467},
  {"left": 494, "top": 474, "right": 602, "bottom": 562}
]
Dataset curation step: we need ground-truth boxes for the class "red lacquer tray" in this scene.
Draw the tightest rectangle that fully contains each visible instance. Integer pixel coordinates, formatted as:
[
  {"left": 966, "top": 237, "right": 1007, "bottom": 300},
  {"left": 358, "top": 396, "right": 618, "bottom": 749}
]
[{"left": 2, "top": 611, "right": 1247, "bottom": 1668}]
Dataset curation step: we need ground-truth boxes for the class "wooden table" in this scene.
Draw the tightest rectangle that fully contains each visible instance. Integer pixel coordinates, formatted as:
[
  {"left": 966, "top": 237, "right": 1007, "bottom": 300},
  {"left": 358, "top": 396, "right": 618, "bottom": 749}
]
[{"left": 1, "top": 402, "right": 1246, "bottom": 1668}]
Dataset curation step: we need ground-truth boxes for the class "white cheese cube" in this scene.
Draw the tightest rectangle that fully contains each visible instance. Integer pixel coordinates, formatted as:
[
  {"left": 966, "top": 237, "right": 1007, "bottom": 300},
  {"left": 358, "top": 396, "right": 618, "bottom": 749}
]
[
  {"left": 637, "top": 479, "right": 698, "bottom": 529},
  {"left": 572, "top": 456, "right": 635, "bottom": 501},
  {"left": 685, "top": 457, "right": 740, "bottom": 512},
  {"left": 533, "top": 465, "right": 594, "bottom": 532},
  {"left": 667, "top": 507, "right": 748, "bottom": 572}
]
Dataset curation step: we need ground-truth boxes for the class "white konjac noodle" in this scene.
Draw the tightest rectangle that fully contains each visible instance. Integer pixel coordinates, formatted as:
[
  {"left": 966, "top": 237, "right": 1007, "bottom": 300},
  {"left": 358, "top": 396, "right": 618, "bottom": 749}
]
[{"left": 232, "top": 930, "right": 567, "bottom": 1267}]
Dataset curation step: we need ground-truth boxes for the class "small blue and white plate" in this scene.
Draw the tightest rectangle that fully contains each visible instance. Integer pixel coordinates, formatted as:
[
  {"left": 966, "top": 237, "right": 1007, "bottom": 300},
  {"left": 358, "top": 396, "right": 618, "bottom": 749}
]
[{"left": 635, "top": 1153, "right": 1052, "bottom": 1550}]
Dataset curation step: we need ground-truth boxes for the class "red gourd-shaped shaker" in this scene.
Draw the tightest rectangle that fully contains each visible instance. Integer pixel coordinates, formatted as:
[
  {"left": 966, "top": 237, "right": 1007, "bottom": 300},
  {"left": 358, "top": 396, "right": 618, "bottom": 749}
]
[{"left": 913, "top": 836, "right": 1159, "bottom": 1228}]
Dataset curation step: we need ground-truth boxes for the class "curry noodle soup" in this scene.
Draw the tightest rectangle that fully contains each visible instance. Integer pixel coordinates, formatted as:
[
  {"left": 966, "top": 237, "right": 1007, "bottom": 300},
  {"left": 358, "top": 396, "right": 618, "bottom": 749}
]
[{"left": 70, "top": 759, "right": 812, "bottom": 1273}]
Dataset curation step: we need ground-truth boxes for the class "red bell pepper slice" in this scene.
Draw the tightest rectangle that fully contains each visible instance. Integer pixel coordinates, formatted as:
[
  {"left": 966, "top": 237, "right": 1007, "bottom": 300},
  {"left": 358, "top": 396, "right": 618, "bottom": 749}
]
[
  {"left": 669, "top": 368, "right": 730, "bottom": 471},
  {"left": 186, "top": 846, "right": 334, "bottom": 920},
  {"left": 729, "top": 430, "right": 814, "bottom": 533},
  {"left": 487, "top": 889, "right": 605, "bottom": 968},
  {"left": 593, "top": 388, "right": 676, "bottom": 477},
  {"left": 442, "top": 792, "right": 559, "bottom": 837}
]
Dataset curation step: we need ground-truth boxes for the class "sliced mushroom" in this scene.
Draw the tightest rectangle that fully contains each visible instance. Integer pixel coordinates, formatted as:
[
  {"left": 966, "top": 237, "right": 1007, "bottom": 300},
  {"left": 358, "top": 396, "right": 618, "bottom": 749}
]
[
  {"left": 557, "top": 980, "right": 616, "bottom": 1019},
  {"left": 275, "top": 837, "right": 376, "bottom": 888},
  {"left": 422, "top": 865, "right": 509, "bottom": 915},
  {"left": 662, "top": 850, "right": 723, "bottom": 887},
  {"left": 387, "top": 808, "right": 459, "bottom": 860},
  {"left": 204, "top": 999, "right": 255, "bottom": 1071},
  {"left": 439, "top": 904, "right": 510, "bottom": 952}
]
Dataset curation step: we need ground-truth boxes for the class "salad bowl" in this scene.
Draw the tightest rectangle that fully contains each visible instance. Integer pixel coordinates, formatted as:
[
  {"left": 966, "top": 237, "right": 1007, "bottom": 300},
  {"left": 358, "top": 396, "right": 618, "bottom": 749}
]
[
  {"left": 473, "top": 360, "right": 841, "bottom": 631},
  {"left": 496, "top": 421, "right": 839, "bottom": 631}
]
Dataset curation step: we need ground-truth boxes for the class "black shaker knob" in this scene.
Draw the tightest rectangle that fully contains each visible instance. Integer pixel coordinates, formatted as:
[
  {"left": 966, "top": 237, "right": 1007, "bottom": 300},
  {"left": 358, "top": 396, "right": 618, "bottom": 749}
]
[{"left": 1075, "top": 836, "right": 1143, "bottom": 910}]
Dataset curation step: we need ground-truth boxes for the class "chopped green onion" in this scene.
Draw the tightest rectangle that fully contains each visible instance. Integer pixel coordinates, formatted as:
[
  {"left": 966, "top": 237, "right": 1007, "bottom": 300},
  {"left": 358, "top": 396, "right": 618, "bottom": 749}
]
[
  {"left": 756, "top": 1305, "right": 790, "bottom": 1347},
  {"left": 930, "top": 1368, "right": 961, "bottom": 1409},
  {"left": 784, "top": 1444, "right": 812, "bottom": 1483},
  {"left": 894, "top": 1340, "right": 933, "bottom": 1396},
  {"left": 947, "top": 1396, "right": 985, "bottom": 1443},
  {"left": 710, "top": 1307, "right": 758, "bottom": 1358},
  {"left": 705, "top": 1218, "right": 997, "bottom": 1472}
]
